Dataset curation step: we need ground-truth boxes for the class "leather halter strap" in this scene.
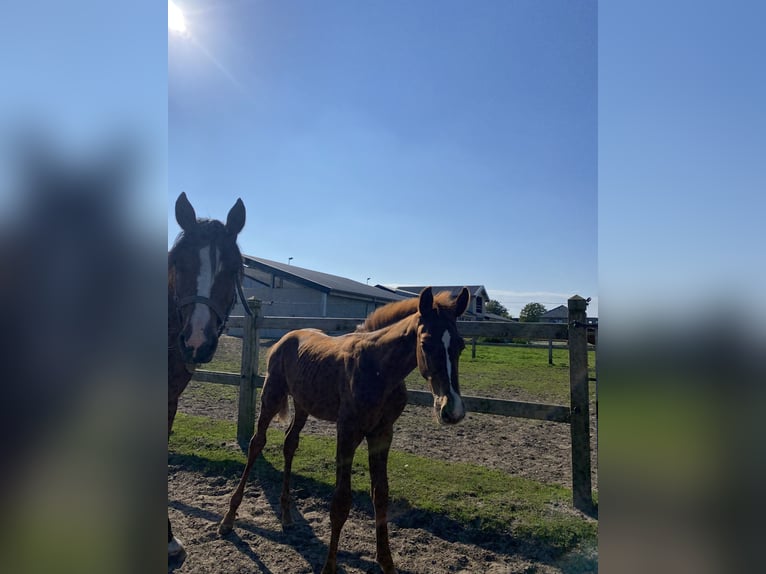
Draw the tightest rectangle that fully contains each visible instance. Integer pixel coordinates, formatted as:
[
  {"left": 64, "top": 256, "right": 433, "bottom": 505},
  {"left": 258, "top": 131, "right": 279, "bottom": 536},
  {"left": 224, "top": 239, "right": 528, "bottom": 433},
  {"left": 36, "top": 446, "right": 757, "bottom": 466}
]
[
  {"left": 176, "top": 295, "right": 229, "bottom": 324},
  {"left": 237, "top": 280, "right": 253, "bottom": 317},
  {"left": 175, "top": 276, "right": 252, "bottom": 327}
]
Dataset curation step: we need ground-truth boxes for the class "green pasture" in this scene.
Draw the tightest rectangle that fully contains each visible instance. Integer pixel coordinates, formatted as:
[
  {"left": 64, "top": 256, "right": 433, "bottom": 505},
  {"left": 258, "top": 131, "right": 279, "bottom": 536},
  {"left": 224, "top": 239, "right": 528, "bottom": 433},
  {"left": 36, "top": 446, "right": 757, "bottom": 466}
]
[
  {"left": 174, "top": 338, "right": 598, "bottom": 567},
  {"left": 204, "top": 337, "right": 596, "bottom": 405},
  {"left": 170, "top": 413, "right": 597, "bottom": 565},
  {"left": 408, "top": 343, "right": 597, "bottom": 404}
]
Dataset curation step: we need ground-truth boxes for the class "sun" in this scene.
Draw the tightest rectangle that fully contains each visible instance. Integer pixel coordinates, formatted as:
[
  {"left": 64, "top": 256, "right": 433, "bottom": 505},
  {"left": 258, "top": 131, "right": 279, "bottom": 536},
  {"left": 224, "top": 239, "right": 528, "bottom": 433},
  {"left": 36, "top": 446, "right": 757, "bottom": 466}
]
[{"left": 168, "top": 1, "right": 187, "bottom": 34}]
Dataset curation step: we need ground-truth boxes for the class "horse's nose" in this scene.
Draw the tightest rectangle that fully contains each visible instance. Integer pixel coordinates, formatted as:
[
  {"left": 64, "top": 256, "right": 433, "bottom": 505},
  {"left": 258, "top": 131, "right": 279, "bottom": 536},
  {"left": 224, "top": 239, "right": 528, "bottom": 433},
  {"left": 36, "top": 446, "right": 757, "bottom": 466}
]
[
  {"left": 439, "top": 396, "right": 466, "bottom": 425},
  {"left": 178, "top": 332, "right": 193, "bottom": 354},
  {"left": 194, "top": 338, "right": 218, "bottom": 364},
  {"left": 439, "top": 407, "right": 463, "bottom": 425},
  {"left": 177, "top": 333, "right": 194, "bottom": 362}
]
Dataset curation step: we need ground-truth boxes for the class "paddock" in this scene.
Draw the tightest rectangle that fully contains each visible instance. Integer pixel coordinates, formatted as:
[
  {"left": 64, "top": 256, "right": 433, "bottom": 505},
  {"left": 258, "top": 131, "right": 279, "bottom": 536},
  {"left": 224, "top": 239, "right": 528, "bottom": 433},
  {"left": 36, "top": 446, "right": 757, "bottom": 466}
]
[{"left": 168, "top": 297, "right": 598, "bottom": 573}]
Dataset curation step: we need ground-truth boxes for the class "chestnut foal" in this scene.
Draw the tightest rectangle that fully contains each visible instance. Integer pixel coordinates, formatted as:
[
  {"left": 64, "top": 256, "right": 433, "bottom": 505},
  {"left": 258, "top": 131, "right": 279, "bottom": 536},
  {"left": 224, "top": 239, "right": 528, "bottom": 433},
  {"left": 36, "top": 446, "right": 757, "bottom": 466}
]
[{"left": 219, "top": 286, "right": 469, "bottom": 573}]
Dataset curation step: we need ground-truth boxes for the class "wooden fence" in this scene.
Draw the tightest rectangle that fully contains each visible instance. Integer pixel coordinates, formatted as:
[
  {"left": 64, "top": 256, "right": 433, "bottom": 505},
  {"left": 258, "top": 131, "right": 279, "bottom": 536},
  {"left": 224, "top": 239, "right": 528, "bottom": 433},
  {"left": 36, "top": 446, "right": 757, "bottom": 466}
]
[{"left": 191, "top": 295, "right": 596, "bottom": 513}]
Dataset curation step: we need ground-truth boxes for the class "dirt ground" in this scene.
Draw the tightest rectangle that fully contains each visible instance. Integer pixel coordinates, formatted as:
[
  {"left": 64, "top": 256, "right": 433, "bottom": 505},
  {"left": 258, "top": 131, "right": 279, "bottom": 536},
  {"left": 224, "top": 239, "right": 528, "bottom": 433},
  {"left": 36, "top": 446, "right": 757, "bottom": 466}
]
[{"left": 169, "top": 381, "right": 598, "bottom": 573}]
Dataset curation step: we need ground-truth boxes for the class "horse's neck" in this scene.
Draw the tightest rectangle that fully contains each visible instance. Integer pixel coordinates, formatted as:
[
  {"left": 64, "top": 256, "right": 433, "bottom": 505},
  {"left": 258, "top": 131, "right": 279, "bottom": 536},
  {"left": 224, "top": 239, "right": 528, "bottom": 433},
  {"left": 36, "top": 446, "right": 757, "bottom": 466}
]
[{"left": 369, "top": 314, "right": 419, "bottom": 383}]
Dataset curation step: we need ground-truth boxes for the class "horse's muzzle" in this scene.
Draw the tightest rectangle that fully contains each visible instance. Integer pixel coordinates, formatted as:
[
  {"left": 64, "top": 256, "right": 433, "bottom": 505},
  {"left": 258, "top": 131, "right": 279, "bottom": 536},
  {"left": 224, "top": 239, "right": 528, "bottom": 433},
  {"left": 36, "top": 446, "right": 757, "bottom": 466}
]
[
  {"left": 436, "top": 393, "right": 466, "bottom": 425},
  {"left": 178, "top": 332, "right": 218, "bottom": 364}
]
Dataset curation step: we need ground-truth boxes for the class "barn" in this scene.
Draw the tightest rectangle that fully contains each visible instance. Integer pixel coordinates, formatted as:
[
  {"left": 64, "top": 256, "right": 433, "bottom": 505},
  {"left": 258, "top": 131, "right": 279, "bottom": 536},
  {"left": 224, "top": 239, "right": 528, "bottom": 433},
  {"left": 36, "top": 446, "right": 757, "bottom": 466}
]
[
  {"left": 230, "top": 256, "right": 499, "bottom": 336},
  {"left": 542, "top": 304, "right": 598, "bottom": 326},
  {"left": 234, "top": 255, "right": 406, "bottom": 326},
  {"left": 540, "top": 304, "right": 569, "bottom": 323},
  {"left": 389, "top": 285, "right": 493, "bottom": 320}
]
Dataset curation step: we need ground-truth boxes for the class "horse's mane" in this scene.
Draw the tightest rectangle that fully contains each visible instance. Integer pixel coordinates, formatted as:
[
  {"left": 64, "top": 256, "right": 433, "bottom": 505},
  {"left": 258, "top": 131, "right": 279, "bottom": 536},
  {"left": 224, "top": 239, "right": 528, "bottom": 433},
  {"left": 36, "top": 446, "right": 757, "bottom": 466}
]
[
  {"left": 169, "top": 219, "right": 243, "bottom": 269},
  {"left": 356, "top": 290, "right": 458, "bottom": 332},
  {"left": 170, "top": 219, "right": 230, "bottom": 252},
  {"left": 168, "top": 218, "right": 244, "bottom": 302}
]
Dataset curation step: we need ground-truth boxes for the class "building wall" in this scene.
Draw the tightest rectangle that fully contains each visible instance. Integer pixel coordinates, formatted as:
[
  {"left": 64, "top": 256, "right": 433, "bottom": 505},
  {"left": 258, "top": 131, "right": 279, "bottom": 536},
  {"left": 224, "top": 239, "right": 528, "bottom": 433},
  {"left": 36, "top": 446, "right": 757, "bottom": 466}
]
[
  {"left": 230, "top": 274, "right": 389, "bottom": 338},
  {"left": 238, "top": 275, "right": 324, "bottom": 317},
  {"left": 326, "top": 295, "right": 380, "bottom": 318}
]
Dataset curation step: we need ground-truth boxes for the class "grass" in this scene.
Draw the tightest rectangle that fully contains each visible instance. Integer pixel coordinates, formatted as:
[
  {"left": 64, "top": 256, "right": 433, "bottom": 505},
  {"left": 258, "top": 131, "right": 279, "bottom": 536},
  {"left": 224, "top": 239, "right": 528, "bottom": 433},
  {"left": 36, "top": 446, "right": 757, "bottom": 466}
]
[
  {"left": 408, "top": 344, "right": 596, "bottom": 404},
  {"left": 178, "top": 337, "right": 598, "bottom": 566},
  {"left": 205, "top": 336, "right": 596, "bottom": 405},
  {"left": 204, "top": 336, "right": 246, "bottom": 373},
  {"left": 170, "top": 413, "right": 597, "bottom": 559}
]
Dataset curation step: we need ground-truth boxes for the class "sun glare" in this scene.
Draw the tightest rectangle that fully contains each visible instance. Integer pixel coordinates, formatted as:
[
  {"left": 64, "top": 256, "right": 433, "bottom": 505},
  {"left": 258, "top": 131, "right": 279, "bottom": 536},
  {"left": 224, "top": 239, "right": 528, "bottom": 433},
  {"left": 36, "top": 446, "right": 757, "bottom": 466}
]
[{"left": 168, "top": 1, "right": 187, "bottom": 34}]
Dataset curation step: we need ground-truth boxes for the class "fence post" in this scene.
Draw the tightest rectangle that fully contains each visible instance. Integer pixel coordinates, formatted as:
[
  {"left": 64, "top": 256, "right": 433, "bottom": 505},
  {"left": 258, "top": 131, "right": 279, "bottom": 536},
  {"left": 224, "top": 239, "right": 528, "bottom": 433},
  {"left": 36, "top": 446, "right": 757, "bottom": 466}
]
[
  {"left": 548, "top": 338, "right": 553, "bottom": 365},
  {"left": 471, "top": 337, "right": 477, "bottom": 359},
  {"left": 237, "top": 298, "right": 261, "bottom": 448},
  {"left": 568, "top": 295, "right": 593, "bottom": 513}
]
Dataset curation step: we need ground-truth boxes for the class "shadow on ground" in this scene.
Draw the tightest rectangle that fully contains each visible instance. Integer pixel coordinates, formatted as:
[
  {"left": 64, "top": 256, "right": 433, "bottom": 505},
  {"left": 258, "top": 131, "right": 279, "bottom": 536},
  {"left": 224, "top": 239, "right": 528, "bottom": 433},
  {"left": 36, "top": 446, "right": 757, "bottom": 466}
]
[{"left": 168, "top": 451, "right": 596, "bottom": 573}]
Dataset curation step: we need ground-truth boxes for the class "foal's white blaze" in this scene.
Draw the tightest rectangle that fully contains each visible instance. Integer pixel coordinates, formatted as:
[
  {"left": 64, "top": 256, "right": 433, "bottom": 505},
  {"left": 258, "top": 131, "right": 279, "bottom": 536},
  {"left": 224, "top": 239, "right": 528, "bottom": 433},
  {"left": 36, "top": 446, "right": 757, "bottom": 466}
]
[
  {"left": 186, "top": 245, "right": 217, "bottom": 351},
  {"left": 441, "top": 330, "right": 465, "bottom": 420}
]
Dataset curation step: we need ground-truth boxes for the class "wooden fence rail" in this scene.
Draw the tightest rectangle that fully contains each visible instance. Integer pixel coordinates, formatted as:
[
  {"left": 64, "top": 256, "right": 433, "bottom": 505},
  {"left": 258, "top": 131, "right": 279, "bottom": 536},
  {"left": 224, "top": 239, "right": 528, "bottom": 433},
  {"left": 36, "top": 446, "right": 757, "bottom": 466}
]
[{"left": 192, "top": 295, "right": 596, "bottom": 513}]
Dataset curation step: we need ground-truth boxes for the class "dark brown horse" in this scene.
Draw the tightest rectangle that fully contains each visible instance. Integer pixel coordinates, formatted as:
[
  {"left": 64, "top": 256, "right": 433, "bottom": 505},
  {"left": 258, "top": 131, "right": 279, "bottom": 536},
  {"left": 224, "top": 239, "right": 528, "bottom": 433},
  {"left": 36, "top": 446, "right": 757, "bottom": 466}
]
[
  {"left": 219, "top": 287, "right": 470, "bottom": 574},
  {"left": 168, "top": 192, "right": 248, "bottom": 559}
]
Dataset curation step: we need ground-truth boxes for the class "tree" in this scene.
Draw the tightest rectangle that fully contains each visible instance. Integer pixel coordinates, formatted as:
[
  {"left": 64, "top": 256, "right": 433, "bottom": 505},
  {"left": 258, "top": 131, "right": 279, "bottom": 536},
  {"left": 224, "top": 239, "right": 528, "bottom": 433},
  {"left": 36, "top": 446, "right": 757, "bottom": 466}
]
[
  {"left": 485, "top": 299, "right": 511, "bottom": 319},
  {"left": 519, "top": 302, "right": 547, "bottom": 322}
]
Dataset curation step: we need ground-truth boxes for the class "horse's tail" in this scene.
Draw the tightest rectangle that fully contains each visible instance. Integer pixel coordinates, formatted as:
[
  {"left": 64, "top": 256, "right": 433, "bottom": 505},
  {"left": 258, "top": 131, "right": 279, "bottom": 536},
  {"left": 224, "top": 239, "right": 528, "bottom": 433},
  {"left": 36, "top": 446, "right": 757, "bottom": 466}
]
[
  {"left": 264, "top": 334, "right": 294, "bottom": 424},
  {"left": 275, "top": 392, "right": 290, "bottom": 424}
]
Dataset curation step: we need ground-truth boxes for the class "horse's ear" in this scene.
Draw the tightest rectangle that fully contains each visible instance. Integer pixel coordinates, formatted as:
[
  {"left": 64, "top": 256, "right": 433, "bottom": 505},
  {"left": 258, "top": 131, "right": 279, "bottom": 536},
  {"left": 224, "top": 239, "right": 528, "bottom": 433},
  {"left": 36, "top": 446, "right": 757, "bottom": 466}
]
[
  {"left": 175, "top": 192, "right": 197, "bottom": 231},
  {"left": 455, "top": 287, "right": 470, "bottom": 317},
  {"left": 418, "top": 287, "right": 434, "bottom": 317},
  {"left": 226, "top": 198, "right": 246, "bottom": 236}
]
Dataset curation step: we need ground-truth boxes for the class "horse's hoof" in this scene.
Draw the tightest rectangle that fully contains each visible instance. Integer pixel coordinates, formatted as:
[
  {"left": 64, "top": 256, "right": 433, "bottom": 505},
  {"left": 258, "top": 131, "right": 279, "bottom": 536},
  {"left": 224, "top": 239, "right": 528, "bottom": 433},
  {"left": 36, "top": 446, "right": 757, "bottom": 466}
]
[
  {"left": 378, "top": 560, "right": 397, "bottom": 574},
  {"left": 218, "top": 521, "right": 233, "bottom": 536},
  {"left": 168, "top": 536, "right": 186, "bottom": 560}
]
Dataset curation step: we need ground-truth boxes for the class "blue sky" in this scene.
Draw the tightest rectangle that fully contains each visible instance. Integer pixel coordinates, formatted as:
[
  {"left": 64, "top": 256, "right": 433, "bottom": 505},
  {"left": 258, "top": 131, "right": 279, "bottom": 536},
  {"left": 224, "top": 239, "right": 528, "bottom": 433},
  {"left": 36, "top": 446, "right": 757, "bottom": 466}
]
[
  {"left": 169, "top": 1, "right": 597, "bottom": 318},
  {"left": 3, "top": 4, "right": 764, "bottom": 570},
  {"left": 599, "top": 1, "right": 765, "bottom": 326},
  {"left": 1, "top": 2, "right": 167, "bottom": 227},
  {"left": 1, "top": 1, "right": 760, "bottom": 326}
]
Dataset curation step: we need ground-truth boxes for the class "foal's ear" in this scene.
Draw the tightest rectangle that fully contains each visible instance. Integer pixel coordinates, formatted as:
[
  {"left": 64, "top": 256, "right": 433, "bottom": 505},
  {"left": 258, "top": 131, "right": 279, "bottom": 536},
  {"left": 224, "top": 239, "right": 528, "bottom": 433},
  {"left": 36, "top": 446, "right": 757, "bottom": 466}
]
[
  {"left": 455, "top": 287, "right": 470, "bottom": 317},
  {"left": 226, "top": 198, "right": 246, "bottom": 236},
  {"left": 418, "top": 286, "right": 434, "bottom": 317},
  {"left": 175, "top": 192, "right": 197, "bottom": 231}
]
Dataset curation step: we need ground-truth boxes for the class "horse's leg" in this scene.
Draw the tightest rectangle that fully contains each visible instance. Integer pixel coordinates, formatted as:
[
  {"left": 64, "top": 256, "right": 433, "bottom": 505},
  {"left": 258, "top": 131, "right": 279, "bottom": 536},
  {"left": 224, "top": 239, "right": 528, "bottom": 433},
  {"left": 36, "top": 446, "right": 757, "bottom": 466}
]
[
  {"left": 168, "top": 518, "right": 185, "bottom": 559},
  {"left": 168, "top": 401, "right": 185, "bottom": 560},
  {"left": 367, "top": 424, "right": 397, "bottom": 574},
  {"left": 280, "top": 406, "right": 309, "bottom": 526},
  {"left": 218, "top": 377, "right": 285, "bottom": 535},
  {"left": 168, "top": 381, "right": 186, "bottom": 558},
  {"left": 168, "top": 364, "right": 192, "bottom": 436},
  {"left": 321, "top": 424, "right": 364, "bottom": 574},
  {"left": 168, "top": 401, "right": 176, "bottom": 437}
]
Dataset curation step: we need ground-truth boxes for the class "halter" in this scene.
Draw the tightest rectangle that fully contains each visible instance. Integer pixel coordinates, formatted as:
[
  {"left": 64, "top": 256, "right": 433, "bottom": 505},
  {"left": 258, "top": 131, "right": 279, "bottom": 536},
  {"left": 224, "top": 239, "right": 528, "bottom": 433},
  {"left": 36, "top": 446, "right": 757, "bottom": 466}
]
[
  {"left": 174, "top": 272, "right": 253, "bottom": 337},
  {"left": 176, "top": 294, "right": 229, "bottom": 323},
  {"left": 237, "top": 280, "right": 254, "bottom": 317},
  {"left": 169, "top": 221, "right": 253, "bottom": 346}
]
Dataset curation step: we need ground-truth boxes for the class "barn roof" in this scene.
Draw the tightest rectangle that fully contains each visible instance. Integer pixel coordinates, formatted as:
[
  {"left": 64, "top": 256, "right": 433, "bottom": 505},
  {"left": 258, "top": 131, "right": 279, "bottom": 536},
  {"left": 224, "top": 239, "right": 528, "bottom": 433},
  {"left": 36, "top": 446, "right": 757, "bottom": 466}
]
[
  {"left": 391, "top": 285, "right": 490, "bottom": 300},
  {"left": 242, "top": 254, "right": 406, "bottom": 303},
  {"left": 540, "top": 304, "right": 568, "bottom": 320}
]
